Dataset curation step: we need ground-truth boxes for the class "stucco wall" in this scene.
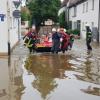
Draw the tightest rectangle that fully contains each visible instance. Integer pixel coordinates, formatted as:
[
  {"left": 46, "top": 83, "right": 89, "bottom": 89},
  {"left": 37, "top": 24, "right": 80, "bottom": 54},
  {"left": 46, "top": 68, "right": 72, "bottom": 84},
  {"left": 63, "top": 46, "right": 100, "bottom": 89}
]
[
  {"left": 69, "top": 0, "right": 99, "bottom": 39},
  {"left": 0, "top": 0, "right": 8, "bottom": 53},
  {"left": 0, "top": 0, "right": 21, "bottom": 55}
]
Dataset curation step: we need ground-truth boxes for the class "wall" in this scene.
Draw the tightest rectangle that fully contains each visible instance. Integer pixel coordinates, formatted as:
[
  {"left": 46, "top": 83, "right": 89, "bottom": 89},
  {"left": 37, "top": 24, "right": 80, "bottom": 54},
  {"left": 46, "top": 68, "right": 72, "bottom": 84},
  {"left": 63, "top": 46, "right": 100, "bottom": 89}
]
[
  {"left": 0, "top": 0, "right": 8, "bottom": 54},
  {"left": 69, "top": 0, "right": 99, "bottom": 39},
  {"left": 0, "top": 0, "right": 21, "bottom": 55}
]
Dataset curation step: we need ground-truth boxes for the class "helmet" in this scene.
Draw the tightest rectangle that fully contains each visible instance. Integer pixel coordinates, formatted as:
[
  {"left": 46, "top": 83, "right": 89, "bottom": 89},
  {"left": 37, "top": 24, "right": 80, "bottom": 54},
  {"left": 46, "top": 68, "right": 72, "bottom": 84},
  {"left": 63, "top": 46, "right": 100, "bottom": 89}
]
[
  {"left": 64, "top": 29, "right": 67, "bottom": 32},
  {"left": 52, "top": 28, "right": 56, "bottom": 32}
]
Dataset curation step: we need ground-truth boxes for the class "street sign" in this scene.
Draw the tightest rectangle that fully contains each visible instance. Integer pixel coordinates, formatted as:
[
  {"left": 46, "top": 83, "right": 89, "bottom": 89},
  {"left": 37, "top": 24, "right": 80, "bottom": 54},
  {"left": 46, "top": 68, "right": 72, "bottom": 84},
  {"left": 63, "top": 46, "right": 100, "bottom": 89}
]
[
  {"left": 13, "top": 10, "right": 21, "bottom": 18},
  {"left": 13, "top": 1, "right": 21, "bottom": 9},
  {"left": 0, "top": 14, "right": 5, "bottom": 22}
]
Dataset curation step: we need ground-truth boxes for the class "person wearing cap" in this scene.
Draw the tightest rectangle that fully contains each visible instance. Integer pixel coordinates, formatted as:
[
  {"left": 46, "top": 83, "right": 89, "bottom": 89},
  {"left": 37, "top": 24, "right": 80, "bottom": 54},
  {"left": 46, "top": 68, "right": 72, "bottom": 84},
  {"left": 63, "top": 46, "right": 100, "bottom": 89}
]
[
  {"left": 51, "top": 28, "right": 61, "bottom": 54},
  {"left": 85, "top": 23, "right": 92, "bottom": 52}
]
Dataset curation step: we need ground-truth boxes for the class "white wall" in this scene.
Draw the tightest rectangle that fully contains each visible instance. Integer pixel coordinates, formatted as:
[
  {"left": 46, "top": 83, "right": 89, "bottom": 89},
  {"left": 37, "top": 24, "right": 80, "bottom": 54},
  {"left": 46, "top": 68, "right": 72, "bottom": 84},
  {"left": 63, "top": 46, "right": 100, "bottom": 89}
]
[
  {"left": 69, "top": 0, "right": 99, "bottom": 39},
  {"left": 0, "top": 0, "right": 21, "bottom": 55},
  {"left": 0, "top": 0, "right": 8, "bottom": 53}
]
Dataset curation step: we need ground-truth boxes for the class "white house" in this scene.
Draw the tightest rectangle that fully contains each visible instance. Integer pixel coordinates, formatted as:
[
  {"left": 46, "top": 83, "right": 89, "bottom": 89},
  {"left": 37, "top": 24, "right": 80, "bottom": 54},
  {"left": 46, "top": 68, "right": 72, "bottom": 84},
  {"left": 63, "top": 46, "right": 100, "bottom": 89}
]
[
  {"left": 0, "top": 0, "right": 21, "bottom": 55},
  {"left": 67, "top": 0, "right": 100, "bottom": 42}
]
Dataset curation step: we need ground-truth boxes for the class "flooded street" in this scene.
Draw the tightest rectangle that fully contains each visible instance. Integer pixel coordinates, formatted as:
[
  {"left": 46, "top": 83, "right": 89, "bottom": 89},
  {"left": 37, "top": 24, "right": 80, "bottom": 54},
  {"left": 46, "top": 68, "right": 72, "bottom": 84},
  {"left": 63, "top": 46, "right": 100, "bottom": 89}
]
[{"left": 0, "top": 40, "right": 100, "bottom": 100}]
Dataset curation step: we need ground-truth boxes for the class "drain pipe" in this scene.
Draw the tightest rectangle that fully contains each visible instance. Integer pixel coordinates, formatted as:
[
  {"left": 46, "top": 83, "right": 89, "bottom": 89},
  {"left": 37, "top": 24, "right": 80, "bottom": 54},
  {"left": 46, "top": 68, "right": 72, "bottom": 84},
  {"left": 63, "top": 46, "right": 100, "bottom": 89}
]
[
  {"left": 98, "top": 0, "right": 100, "bottom": 43},
  {"left": 7, "top": 1, "right": 11, "bottom": 56}
]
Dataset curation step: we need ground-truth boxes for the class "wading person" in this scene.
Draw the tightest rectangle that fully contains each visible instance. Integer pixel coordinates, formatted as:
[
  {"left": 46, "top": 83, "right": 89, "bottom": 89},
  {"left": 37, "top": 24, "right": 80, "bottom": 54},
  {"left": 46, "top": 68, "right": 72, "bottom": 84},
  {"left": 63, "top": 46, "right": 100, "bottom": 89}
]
[
  {"left": 60, "top": 28, "right": 70, "bottom": 53},
  {"left": 23, "top": 28, "right": 37, "bottom": 53},
  {"left": 51, "top": 28, "right": 61, "bottom": 54},
  {"left": 85, "top": 24, "right": 92, "bottom": 53}
]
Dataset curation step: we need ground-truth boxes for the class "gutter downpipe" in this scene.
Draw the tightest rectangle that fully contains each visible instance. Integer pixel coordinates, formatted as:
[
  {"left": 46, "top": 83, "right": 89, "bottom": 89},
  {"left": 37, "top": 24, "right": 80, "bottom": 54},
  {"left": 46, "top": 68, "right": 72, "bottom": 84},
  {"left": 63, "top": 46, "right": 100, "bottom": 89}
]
[
  {"left": 7, "top": 0, "right": 11, "bottom": 56},
  {"left": 98, "top": 0, "right": 100, "bottom": 43}
]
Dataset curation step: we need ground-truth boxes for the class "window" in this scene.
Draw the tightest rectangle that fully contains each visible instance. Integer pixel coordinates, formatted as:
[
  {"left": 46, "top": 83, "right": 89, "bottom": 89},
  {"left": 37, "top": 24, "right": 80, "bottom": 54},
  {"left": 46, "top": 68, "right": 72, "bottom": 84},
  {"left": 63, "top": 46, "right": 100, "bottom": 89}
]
[
  {"left": 83, "top": 3, "right": 85, "bottom": 13},
  {"left": 86, "top": 2, "right": 88, "bottom": 12},
  {"left": 91, "top": 22, "right": 94, "bottom": 28},
  {"left": 92, "top": 0, "right": 94, "bottom": 10},
  {"left": 82, "top": 22, "right": 85, "bottom": 31},
  {"left": 73, "top": 6, "right": 77, "bottom": 17}
]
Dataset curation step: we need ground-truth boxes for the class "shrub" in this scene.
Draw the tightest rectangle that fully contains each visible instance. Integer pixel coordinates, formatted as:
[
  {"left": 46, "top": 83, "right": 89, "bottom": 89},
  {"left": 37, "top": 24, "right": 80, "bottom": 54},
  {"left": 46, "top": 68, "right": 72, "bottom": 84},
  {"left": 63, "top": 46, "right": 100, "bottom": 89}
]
[{"left": 66, "top": 29, "right": 80, "bottom": 36}]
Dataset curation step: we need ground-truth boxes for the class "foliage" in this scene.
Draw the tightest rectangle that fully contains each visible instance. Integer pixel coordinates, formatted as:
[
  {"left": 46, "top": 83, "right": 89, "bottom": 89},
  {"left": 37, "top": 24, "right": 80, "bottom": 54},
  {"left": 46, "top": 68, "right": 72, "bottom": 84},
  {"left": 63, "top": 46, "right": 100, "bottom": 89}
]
[
  {"left": 66, "top": 29, "right": 80, "bottom": 35},
  {"left": 21, "top": 11, "right": 30, "bottom": 21},
  {"left": 26, "top": 0, "right": 61, "bottom": 30},
  {"left": 59, "top": 12, "right": 68, "bottom": 29},
  {"left": 72, "top": 29, "right": 80, "bottom": 35},
  {"left": 21, "top": 7, "right": 30, "bottom": 21}
]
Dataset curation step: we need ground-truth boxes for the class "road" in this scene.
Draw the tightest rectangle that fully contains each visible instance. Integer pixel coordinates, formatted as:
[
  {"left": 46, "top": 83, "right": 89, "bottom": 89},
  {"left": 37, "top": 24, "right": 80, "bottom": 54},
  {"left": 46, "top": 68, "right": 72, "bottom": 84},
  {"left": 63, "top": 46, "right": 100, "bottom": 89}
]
[{"left": 0, "top": 39, "right": 100, "bottom": 100}]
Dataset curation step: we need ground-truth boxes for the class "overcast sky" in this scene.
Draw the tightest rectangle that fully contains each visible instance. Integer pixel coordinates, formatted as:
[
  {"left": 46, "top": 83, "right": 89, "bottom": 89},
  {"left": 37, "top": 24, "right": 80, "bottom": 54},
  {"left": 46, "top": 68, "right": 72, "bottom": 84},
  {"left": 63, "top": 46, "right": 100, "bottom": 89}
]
[{"left": 21, "top": 0, "right": 26, "bottom": 6}]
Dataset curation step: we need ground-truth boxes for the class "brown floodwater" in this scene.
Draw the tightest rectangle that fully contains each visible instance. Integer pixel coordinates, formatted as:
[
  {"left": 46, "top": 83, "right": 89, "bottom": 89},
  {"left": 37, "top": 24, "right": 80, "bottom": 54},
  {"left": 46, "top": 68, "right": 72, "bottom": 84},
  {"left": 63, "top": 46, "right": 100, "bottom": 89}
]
[{"left": 0, "top": 51, "right": 100, "bottom": 100}]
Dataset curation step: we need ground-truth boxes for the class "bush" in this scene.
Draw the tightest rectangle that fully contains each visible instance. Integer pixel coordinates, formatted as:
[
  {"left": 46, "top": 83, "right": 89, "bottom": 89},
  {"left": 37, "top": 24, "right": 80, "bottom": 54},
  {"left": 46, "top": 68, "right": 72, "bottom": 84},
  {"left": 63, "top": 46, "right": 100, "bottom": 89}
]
[
  {"left": 72, "top": 29, "right": 80, "bottom": 35},
  {"left": 66, "top": 29, "right": 80, "bottom": 36}
]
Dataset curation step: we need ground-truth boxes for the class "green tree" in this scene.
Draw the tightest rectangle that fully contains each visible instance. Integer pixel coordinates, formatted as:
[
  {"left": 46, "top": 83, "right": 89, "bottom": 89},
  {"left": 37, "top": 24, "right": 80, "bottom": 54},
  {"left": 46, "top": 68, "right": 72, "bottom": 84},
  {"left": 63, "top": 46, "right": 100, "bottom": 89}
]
[
  {"left": 26, "top": 0, "right": 61, "bottom": 31},
  {"left": 21, "top": 12, "right": 29, "bottom": 21},
  {"left": 59, "top": 12, "right": 68, "bottom": 29},
  {"left": 21, "top": 7, "right": 30, "bottom": 21}
]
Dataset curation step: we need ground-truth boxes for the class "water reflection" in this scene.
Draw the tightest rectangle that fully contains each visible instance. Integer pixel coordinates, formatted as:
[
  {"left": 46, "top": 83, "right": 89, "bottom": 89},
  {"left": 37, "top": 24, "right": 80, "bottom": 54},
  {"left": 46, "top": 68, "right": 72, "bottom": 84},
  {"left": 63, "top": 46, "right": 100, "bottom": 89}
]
[
  {"left": 0, "top": 89, "right": 7, "bottom": 97},
  {"left": 24, "top": 54, "right": 72, "bottom": 99},
  {"left": 81, "top": 85, "right": 100, "bottom": 96},
  {"left": 0, "top": 56, "right": 25, "bottom": 100},
  {"left": 74, "top": 57, "right": 100, "bottom": 85}
]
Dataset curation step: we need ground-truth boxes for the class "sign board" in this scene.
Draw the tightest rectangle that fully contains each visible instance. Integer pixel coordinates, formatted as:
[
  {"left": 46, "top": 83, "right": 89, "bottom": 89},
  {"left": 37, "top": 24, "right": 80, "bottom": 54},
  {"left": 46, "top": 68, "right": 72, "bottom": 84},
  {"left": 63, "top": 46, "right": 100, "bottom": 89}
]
[
  {"left": 13, "top": 1, "right": 21, "bottom": 9},
  {"left": 0, "top": 14, "right": 5, "bottom": 22},
  {"left": 13, "top": 10, "right": 21, "bottom": 18}
]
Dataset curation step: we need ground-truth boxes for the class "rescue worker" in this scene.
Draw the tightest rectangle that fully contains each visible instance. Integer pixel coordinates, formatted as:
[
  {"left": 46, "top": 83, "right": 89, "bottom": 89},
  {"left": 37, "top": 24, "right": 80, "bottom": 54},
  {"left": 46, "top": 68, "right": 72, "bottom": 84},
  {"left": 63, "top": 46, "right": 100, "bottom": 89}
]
[
  {"left": 60, "top": 28, "right": 70, "bottom": 53},
  {"left": 23, "top": 28, "right": 37, "bottom": 53},
  {"left": 51, "top": 28, "right": 61, "bottom": 54},
  {"left": 85, "top": 24, "right": 92, "bottom": 52}
]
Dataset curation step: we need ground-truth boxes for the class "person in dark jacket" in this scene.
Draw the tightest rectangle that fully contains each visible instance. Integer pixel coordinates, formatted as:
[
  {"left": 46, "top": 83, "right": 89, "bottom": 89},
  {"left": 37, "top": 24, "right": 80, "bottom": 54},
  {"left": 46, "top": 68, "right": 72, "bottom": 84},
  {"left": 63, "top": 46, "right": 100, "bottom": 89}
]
[
  {"left": 86, "top": 24, "right": 92, "bottom": 52},
  {"left": 51, "top": 28, "right": 61, "bottom": 54},
  {"left": 23, "top": 28, "right": 37, "bottom": 53}
]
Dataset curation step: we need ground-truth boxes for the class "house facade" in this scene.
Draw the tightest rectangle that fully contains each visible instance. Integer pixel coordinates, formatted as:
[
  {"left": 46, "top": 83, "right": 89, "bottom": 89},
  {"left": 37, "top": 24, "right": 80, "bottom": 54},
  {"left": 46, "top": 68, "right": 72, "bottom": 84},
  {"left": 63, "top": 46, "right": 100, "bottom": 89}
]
[
  {"left": 67, "top": 0, "right": 100, "bottom": 42},
  {"left": 0, "top": 0, "right": 21, "bottom": 55}
]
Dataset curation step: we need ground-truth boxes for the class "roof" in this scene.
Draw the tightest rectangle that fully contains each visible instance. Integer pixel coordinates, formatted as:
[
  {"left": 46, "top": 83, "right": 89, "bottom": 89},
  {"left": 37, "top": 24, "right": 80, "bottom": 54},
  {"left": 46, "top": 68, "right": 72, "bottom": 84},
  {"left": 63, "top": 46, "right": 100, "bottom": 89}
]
[
  {"left": 68, "top": 0, "right": 87, "bottom": 8},
  {"left": 61, "top": 0, "right": 69, "bottom": 7}
]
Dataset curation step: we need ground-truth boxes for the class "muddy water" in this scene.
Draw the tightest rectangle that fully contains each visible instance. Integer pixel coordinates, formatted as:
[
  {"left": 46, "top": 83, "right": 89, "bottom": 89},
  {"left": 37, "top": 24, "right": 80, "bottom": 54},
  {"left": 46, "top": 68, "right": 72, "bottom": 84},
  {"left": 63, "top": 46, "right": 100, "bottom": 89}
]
[
  {"left": 22, "top": 53, "right": 100, "bottom": 100},
  {"left": 0, "top": 51, "right": 100, "bottom": 100}
]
